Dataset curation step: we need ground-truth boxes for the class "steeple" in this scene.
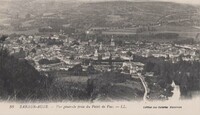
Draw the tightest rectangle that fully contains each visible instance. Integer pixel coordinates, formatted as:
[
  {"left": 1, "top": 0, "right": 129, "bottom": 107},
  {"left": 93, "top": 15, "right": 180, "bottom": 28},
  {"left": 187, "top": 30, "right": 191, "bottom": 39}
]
[
  {"left": 94, "top": 49, "right": 98, "bottom": 57},
  {"left": 111, "top": 38, "right": 115, "bottom": 46},
  {"left": 99, "top": 42, "right": 103, "bottom": 50}
]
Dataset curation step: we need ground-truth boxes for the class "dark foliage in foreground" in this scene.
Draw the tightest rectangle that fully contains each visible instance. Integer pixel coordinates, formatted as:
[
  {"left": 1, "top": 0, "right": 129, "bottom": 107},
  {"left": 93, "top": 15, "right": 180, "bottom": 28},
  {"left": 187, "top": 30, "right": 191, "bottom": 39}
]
[
  {"left": 143, "top": 56, "right": 200, "bottom": 98},
  {"left": 0, "top": 48, "right": 89, "bottom": 101},
  {"left": 0, "top": 47, "right": 92, "bottom": 101},
  {"left": 0, "top": 49, "right": 53, "bottom": 100}
]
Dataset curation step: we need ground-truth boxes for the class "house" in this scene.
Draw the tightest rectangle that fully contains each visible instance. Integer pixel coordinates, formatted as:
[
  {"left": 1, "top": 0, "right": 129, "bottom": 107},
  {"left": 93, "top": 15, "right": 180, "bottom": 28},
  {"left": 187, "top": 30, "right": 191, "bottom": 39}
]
[{"left": 13, "top": 48, "right": 26, "bottom": 59}]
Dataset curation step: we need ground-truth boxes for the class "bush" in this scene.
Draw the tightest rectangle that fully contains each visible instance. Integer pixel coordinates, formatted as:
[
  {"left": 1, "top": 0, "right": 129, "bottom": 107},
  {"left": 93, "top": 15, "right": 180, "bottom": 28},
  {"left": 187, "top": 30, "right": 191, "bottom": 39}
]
[
  {"left": 38, "top": 58, "right": 61, "bottom": 65},
  {"left": 0, "top": 49, "right": 53, "bottom": 100}
]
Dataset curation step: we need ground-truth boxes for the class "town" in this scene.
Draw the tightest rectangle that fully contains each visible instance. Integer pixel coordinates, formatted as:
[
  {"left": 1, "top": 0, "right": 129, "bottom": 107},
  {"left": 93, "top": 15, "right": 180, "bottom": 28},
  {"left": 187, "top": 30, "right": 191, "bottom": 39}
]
[{"left": 0, "top": 0, "right": 200, "bottom": 101}]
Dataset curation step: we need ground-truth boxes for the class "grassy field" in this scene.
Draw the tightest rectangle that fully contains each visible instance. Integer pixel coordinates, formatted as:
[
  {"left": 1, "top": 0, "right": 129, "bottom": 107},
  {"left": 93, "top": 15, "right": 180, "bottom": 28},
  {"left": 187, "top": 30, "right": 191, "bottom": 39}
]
[
  {"left": 51, "top": 72, "right": 145, "bottom": 101},
  {"left": 156, "top": 25, "right": 200, "bottom": 32},
  {"left": 0, "top": 29, "right": 38, "bottom": 35},
  {"left": 154, "top": 25, "right": 200, "bottom": 40},
  {"left": 57, "top": 76, "right": 90, "bottom": 84}
]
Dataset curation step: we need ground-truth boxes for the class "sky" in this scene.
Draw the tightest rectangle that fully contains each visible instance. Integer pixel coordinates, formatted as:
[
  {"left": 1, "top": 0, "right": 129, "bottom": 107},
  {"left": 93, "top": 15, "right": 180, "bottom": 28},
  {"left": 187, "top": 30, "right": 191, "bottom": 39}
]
[
  {"left": 1, "top": 0, "right": 200, "bottom": 5},
  {"left": 79, "top": 0, "right": 200, "bottom": 4},
  {"left": 78, "top": 0, "right": 200, "bottom": 5}
]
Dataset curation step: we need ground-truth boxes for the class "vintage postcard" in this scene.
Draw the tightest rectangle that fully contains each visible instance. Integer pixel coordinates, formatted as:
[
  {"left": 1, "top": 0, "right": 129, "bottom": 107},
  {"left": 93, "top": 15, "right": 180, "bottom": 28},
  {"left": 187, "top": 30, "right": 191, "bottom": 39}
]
[{"left": 0, "top": 0, "right": 200, "bottom": 115}]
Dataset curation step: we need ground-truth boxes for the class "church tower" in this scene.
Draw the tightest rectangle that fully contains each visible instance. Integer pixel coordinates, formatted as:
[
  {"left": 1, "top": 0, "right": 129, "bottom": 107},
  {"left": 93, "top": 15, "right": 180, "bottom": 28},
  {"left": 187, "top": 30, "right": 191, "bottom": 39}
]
[
  {"left": 111, "top": 38, "right": 115, "bottom": 46},
  {"left": 99, "top": 42, "right": 103, "bottom": 50}
]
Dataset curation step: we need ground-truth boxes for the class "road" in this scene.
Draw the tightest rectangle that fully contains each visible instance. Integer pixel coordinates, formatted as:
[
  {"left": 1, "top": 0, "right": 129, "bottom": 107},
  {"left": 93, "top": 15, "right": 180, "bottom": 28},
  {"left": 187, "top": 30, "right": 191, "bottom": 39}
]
[
  {"left": 56, "top": 56, "right": 71, "bottom": 64},
  {"left": 131, "top": 73, "right": 149, "bottom": 101},
  {"left": 140, "top": 76, "right": 148, "bottom": 101}
]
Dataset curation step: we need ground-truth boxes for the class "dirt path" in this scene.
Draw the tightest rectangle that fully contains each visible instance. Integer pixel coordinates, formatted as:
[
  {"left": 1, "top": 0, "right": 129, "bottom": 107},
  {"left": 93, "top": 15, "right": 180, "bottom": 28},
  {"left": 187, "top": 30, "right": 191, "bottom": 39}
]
[{"left": 131, "top": 74, "right": 149, "bottom": 101}]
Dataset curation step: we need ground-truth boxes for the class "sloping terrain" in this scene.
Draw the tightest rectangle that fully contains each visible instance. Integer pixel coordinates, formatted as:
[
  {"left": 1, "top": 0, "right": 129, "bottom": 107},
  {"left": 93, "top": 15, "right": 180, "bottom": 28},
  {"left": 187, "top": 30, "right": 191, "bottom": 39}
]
[{"left": 0, "top": 1, "right": 199, "bottom": 34}]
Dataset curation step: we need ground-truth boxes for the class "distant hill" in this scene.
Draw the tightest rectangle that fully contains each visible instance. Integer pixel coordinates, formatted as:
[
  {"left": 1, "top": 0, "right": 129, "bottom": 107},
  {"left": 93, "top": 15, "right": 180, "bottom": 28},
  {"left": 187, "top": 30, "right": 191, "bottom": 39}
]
[
  {"left": 0, "top": 1, "right": 199, "bottom": 33},
  {"left": 75, "top": 1, "right": 197, "bottom": 26}
]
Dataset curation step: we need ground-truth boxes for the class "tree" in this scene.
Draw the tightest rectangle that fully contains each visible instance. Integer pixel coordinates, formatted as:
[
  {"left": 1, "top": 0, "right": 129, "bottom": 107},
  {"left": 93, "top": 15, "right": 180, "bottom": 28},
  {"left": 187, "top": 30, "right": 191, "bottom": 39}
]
[
  {"left": 0, "top": 35, "right": 7, "bottom": 43},
  {"left": 86, "top": 79, "right": 94, "bottom": 98},
  {"left": 115, "top": 40, "right": 123, "bottom": 46},
  {"left": 0, "top": 48, "right": 51, "bottom": 99},
  {"left": 31, "top": 48, "right": 36, "bottom": 54},
  {"left": 98, "top": 54, "right": 102, "bottom": 61},
  {"left": 0, "top": 35, "right": 53, "bottom": 99},
  {"left": 0, "top": 35, "right": 8, "bottom": 69},
  {"left": 69, "top": 55, "right": 75, "bottom": 60},
  {"left": 126, "top": 51, "right": 132, "bottom": 57},
  {"left": 87, "top": 65, "right": 96, "bottom": 75},
  {"left": 0, "top": 35, "right": 8, "bottom": 52},
  {"left": 123, "top": 66, "right": 130, "bottom": 73},
  {"left": 69, "top": 64, "right": 83, "bottom": 76},
  {"left": 144, "top": 61, "right": 155, "bottom": 72}
]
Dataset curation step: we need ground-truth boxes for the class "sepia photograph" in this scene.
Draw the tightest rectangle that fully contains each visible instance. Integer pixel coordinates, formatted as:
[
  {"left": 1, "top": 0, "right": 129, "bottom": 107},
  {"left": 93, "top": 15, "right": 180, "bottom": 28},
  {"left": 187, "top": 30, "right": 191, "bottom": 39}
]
[{"left": 0, "top": 0, "right": 200, "bottom": 115}]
